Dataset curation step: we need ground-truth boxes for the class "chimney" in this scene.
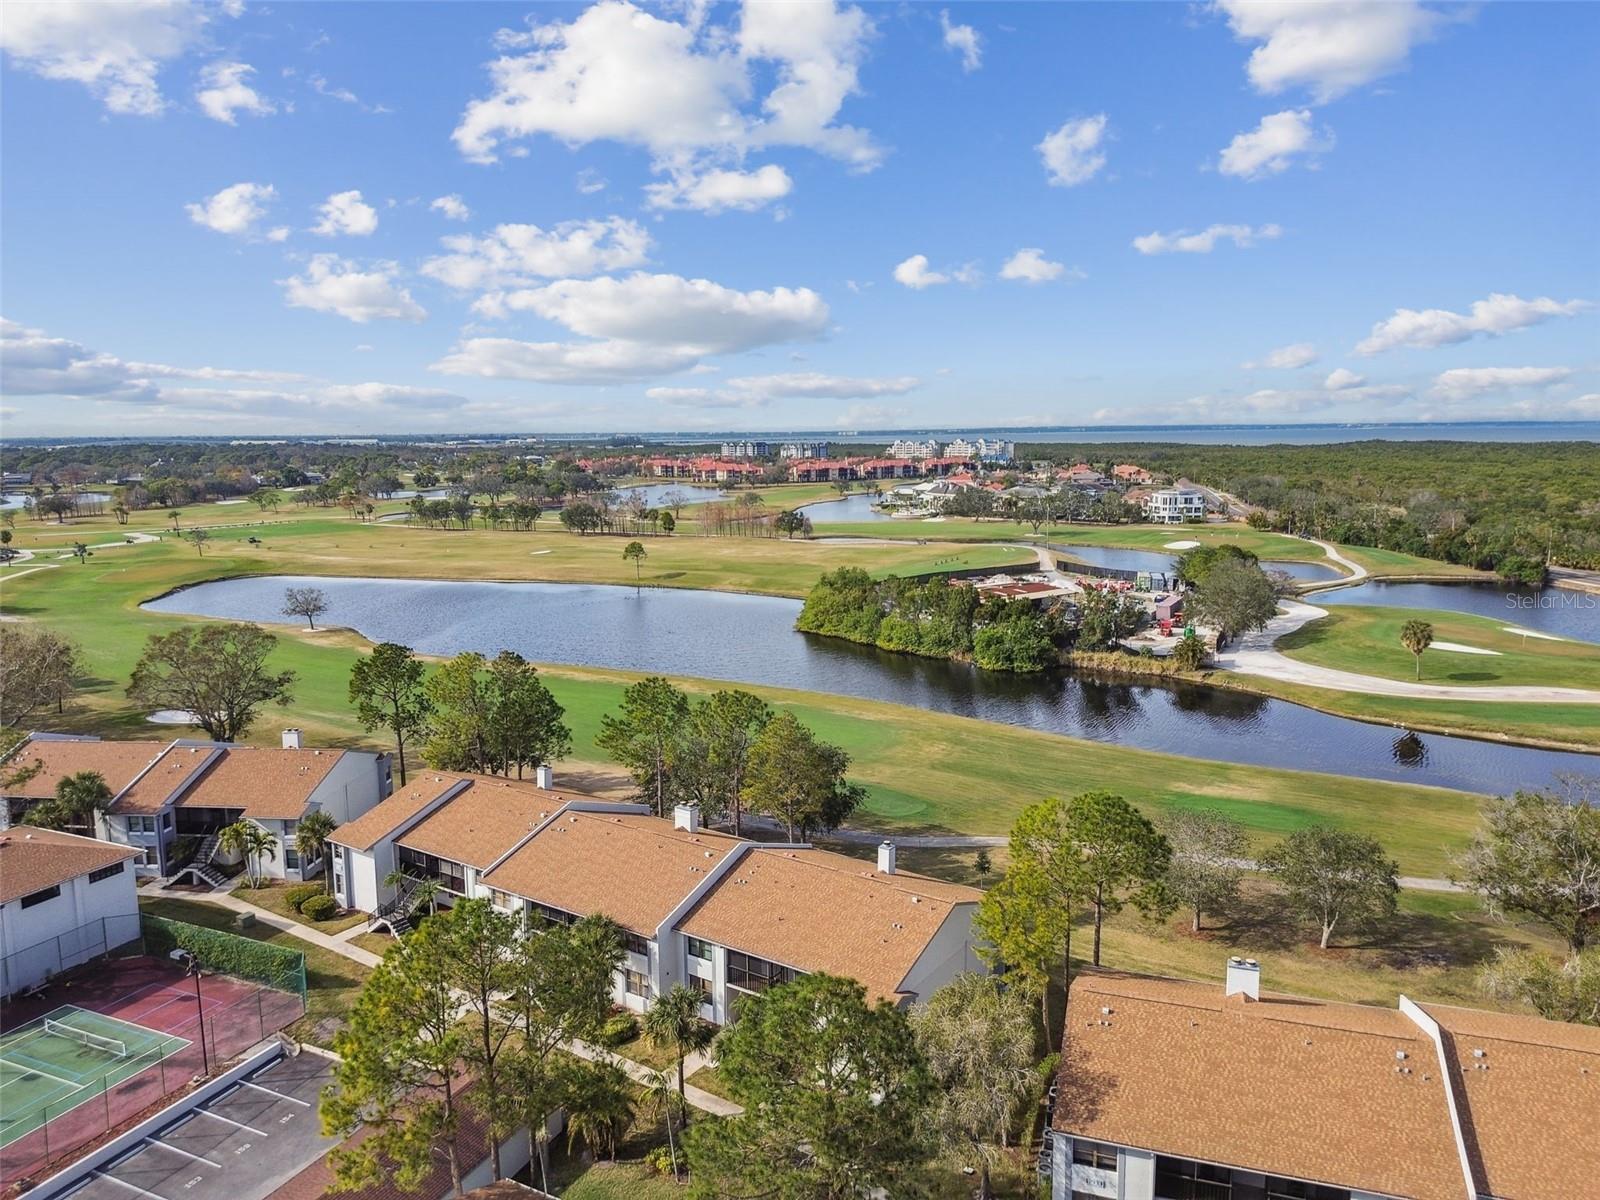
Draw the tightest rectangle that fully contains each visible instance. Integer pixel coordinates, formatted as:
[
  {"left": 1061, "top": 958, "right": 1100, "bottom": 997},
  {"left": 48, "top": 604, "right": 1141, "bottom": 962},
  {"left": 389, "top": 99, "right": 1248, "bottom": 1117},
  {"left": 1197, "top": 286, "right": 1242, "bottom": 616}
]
[
  {"left": 673, "top": 804, "right": 700, "bottom": 833},
  {"left": 281, "top": 728, "right": 302, "bottom": 751},
  {"left": 1225, "top": 956, "right": 1260, "bottom": 1001},
  {"left": 877, "top": 840, "right": 896, "bottom": 874},
  {"left": 535, "top": 764, "right": 554, "bottom": 790}
]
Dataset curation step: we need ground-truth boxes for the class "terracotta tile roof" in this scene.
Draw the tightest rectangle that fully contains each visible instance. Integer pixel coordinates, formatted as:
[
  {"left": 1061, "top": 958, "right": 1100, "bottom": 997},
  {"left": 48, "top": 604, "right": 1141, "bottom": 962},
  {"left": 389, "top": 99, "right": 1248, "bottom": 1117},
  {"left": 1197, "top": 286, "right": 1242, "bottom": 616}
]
[
  {"left": 679, "top": 848, "right": 980, "bottom": 1004},
  {"left": 110, "top": 744, "right": 219, "bottom": 815},
  {"left": 1050, "top": 970, "right": 1469, "bottom": 1200},
  {"left": 2, "top": 737, "right": 169, "bottom": 799},
  {"left": 483, "top": 810, "right": 743, "bottom": 934},
  {"left": 174, "top": 746, "right": 347, "bottom": 820},
  {"left": 329, "top": 772, "right": 472, "bottom": 851},
  {"left": 1422, "top": 1002, "right": 1600, "bottom": 1200},
  {"left": 0, "top": 827, "right": 139, "bottom": 903},
  {"left": 397, "top": 777, "right": 558, "bottom": 869}
]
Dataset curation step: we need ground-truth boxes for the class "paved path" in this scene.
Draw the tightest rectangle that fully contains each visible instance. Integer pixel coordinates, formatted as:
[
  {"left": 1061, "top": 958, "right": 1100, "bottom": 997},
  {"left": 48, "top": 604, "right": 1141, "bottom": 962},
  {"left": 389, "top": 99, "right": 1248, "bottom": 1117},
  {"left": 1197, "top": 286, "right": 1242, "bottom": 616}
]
[
  {"left": 566, "top": 1041, "right": 742, "bottom": 1117},
  {"left": 1214, "top": 598, "right": 1600, "bottom": 704}
]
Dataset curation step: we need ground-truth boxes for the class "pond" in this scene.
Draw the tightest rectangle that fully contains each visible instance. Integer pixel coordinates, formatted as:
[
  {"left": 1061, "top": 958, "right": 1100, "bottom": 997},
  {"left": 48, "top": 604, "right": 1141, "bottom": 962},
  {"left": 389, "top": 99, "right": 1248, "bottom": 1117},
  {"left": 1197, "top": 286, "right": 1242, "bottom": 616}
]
[
  {"left": 2, "top": 492, "right": 112, "bottom": 511},
  {"left": 1052, "top": 543, "right": 1345, "bottom": 583},
  {"left": 1318, "top": 580, "right": 1600, "bottom": 644},
  {"left": 602, "top": 483, "right": 729, "bottom": 509},
  {"left": 144, "top": 576, "right": 1596, "bottom": 795},
  {"left": 799, "top": 494, "right": 905, "bottom": 523}
]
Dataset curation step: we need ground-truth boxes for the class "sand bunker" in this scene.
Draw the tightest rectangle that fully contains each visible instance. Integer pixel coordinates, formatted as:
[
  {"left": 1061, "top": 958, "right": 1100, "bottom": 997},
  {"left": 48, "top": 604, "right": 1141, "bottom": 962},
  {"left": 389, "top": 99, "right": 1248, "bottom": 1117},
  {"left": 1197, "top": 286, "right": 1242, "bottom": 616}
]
[
  {"left": 1430, "top": 641, "right": 1502, "bottom": 656},
  {"left": 1164, "top": 540, "right": 1201, "bottom": 550}
]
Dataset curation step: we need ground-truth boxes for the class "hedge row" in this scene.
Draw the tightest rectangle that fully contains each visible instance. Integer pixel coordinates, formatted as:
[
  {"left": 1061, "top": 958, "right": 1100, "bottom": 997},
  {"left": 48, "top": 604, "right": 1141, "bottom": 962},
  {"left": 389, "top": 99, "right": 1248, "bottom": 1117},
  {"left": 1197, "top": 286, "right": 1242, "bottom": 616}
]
[{"left": 141, "top": 915, "right": 307, "bottom": 1000}]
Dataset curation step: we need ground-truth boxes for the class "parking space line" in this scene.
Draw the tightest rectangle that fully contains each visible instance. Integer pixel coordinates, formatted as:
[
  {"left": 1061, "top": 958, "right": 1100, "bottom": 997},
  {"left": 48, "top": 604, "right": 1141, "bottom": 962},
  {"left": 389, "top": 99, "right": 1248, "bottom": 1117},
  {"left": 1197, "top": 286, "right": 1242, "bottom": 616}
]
[
  {"left": 90, "top": 1172, "right": 167, "bottom": 1200},
  {"left": 239, "top": 1080, "right": 310, "bottom": 1107},
  {"left": 147, "top": 1138, "right": 221, "bottom": 1168},
  {"left": 192, "top": 1109, "right": 266, "bottom": 1137}
]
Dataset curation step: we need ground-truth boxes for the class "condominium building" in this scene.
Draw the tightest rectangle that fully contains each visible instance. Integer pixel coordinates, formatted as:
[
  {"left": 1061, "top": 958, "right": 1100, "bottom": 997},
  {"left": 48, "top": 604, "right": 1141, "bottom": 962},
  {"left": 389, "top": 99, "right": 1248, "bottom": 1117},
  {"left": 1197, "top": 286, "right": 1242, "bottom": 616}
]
[
  {"left": 1143, "top": 487, "right": 1207, "bottom": 524},
  {"left": 779, "top": 441, "right": 830, "bottom": 459},
  {"left": 719, "top": 440, "right": 770, "bottom": 459},
  {"left": 328, "top": 772, "right": 985, "bottom": 1020},
  {"left": 887, "top": 438, "right": 941, "bottom": 459},
  {"left": 1047, "top": 962, "right": 1599, "bottom": 1200},
  {"left": 944, "top": 437, "right": 1016, "bottom": 462}
]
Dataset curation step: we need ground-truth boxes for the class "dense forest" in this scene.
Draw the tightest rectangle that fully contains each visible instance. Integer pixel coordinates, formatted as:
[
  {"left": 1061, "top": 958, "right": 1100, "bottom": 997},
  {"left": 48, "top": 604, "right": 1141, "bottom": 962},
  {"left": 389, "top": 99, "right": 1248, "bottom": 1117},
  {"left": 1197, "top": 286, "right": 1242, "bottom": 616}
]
[
  {"left": 1021, "top": 440, "right": 1600, "bottom": 574},
  {"left": 796, "top": 568, "right": 1069, "bottom": 672}
]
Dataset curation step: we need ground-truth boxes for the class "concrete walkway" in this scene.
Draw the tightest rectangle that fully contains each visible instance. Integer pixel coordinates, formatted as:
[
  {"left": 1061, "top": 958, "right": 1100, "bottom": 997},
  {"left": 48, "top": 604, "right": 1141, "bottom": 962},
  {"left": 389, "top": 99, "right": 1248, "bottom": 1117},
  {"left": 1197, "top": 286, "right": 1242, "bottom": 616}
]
[
  {"left": 1213, "top": 598, "right": 1600, "bottom": 704},
  {"left": 142, "top": 880, "right": 383, "bottom": 968},
  {"left": 566, "top": 1041, "right": 742, "bottom": 1117}
]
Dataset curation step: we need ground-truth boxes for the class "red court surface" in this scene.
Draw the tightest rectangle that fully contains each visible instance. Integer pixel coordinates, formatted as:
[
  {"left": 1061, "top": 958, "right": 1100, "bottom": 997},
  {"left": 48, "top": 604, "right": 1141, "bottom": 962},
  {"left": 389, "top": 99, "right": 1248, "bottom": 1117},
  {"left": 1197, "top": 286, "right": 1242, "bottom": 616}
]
[{"left": 0, "top": 957, "right": 305, "bottom": 1187}]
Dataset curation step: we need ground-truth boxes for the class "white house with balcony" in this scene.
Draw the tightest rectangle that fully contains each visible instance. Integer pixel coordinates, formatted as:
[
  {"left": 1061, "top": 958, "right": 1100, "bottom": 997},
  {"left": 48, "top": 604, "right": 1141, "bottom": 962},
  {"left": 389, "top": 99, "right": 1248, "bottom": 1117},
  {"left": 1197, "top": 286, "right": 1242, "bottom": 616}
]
[{"left": 1142, "top": 487, "right": 1207, "bottom": 524}]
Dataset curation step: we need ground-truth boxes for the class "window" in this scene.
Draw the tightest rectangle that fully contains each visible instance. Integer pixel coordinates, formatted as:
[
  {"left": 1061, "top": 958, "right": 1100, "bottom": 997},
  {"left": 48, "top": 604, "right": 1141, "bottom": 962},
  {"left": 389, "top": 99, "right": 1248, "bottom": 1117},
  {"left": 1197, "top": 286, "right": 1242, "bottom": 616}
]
[
  {"left": 127, "top": 816, "right": 154, "bottom": 835},
  {"left": 284, "top": 846, "right": 300, "bottom": 871},
  {"left": 20, "top": 885, "right": 61, "bottom": 909},
  {"left": 690, "top": 975, "right": 714, "bottom": 1001},
  {"left": 726, "top": 950, "right": 800, "bottom": 995},
  {"left": 396, "top": 845, "right": 466, "bottom": 894},
  {"left": 1072, "top": 1141, "right": 1117, "bottom": 1170},
  {"left": 624, "top": 970, "right": 650, "bottom": 999},
  {"left": 488, "top": 889, "right": 520, "bottom": 912},
  {"left": 1156, "top": 1157, "right": 1233, "bottom": 1200},
  {"left": 88, "top": 862, "right": 125, "bottom": 884},
  {"left": 622, "top": 931, "right": 650, "bottom": 957},
  {"left": 1266, "top": 1180, "right": 1350, "bottom": 1200},
  {"left": 530, "top": 902, "right": 577, "bottom": 931},
  {"left": 686, "top": 936, "right": 713, "bottom": 962}
]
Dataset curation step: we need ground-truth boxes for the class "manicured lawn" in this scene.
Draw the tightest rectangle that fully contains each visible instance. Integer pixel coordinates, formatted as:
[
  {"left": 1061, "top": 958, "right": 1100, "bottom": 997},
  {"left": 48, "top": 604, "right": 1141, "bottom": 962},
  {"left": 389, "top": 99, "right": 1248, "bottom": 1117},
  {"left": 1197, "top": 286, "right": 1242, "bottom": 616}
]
[
  {"left": 137, "top": 896, "right": 372, "bottom": 1047},
  {"left": 1336, "top": 544, "right": 1489, "bottom": 578},
  {"left": 557, "top": 1162, "right": 682, "bottom": 1199},
  {"left": 609, "top": 1027, "right": 685, "bottom": 1072},
  {"left": 1276, "top": 604, "right": 1600, "bottom": 691},
  {"left": 236, "top": 879, "right": 368, "bottom": 933},
  {"left": 346, "top": 930, "right": 397, "bottom": 957}
]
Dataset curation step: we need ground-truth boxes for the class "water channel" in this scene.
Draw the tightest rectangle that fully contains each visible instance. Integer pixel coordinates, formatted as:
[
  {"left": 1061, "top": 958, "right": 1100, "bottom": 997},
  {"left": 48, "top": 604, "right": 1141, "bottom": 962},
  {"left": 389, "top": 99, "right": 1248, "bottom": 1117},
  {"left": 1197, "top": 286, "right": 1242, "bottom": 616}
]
[{"left": 144, "top": 576, "right": 1597, "bottom": 795}]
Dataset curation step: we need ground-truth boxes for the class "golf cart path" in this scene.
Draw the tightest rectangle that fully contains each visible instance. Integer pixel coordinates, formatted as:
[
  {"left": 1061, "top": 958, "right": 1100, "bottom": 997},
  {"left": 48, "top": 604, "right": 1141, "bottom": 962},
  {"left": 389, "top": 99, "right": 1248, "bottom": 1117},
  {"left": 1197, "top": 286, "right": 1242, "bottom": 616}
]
[{"left": 1214, "top": 599, "right": 1600, "bottom": 703}]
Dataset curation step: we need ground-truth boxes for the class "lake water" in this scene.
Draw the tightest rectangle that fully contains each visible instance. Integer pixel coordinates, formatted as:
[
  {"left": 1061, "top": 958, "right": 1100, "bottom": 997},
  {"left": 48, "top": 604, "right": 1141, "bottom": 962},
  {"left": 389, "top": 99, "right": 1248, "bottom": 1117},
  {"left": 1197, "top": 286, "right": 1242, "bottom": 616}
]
[
  {"left": 144, "top": 576, "right": 1596, "bottom": 795},
  {"left": 606, "top": 484, "right": 728, "bottom": 508},
  {"left": 1052, "top": 543, "right": 1344, "bottom": 584},
  {"left": 1, "top": 491, "right": 111, "bottom": 511},
  {"left": 1318, "top": 581, "right": 1600, "bottom": 644},
  {"left": 800, "top": 494, "right": 901, "bottom": 523}
]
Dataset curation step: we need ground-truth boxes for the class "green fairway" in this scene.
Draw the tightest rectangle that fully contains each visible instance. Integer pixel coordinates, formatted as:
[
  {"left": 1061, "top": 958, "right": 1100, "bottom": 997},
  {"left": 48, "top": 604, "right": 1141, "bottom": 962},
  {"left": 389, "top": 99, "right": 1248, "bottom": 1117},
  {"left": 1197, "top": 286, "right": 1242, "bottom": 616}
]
[{"left": 1278, "top": 605, "right": 1600, "bottom": 691}]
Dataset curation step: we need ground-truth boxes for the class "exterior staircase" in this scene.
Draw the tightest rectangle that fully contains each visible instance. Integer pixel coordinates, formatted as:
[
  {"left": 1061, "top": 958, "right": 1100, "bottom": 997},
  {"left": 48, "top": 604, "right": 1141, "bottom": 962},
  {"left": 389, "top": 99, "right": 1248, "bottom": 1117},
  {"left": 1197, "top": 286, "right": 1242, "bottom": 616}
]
[
  {"left": 368, "top": 874, "right": 424, "bottom": 936},
  {"left": 164, "top": 833, "right": 229, "bottom": 889}
]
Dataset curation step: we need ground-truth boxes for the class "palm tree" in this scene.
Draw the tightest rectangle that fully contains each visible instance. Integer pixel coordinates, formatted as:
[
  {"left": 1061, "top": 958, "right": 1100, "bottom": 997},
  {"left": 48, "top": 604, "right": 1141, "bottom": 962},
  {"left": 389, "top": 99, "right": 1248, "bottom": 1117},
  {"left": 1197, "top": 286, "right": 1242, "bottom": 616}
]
[
  {"left": 22, "top": 770, "right": 112, "bottom": 834},
  {"left": 563, "top": 1061, "right": 634, "bottom": 1162},
  {"left": 168, "top": 510, "right": 182, "bottom": 531},
  {"left": 294, "top": 809, "right": 339, "bottom": 893},
  {"left": 218, "top": 819, "right": 277, "bottom": 888},
  {"left": 1400, "top": 619, "right": 1434, "bottom": 680},
  {"left": 641, "top": 984, "right": 715, "bottom": 1121},
  {"left": 383, "top": 867, "right": 443, "bottom": 917},
  {"left": 641, "top": 1068, "right": 685, "bottom": 1179}
]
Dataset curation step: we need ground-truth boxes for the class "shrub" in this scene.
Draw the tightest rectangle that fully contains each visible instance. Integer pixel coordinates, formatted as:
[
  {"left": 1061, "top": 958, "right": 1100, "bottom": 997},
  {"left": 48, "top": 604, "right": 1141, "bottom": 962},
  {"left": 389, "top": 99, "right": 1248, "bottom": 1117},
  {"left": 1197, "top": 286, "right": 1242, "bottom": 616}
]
[
  {"left": 644, "top": 1145, "right": 679, "bottom": 1176},
  {"left": 1171, "top": 636, "right": 1209, "bottom": 672},
  {"left": 598, "top": 1011, "right": 639, "bottom": 1048},
  {"left": 300, "top": 894, "right": 339, "bottom": 922},
  {"left": 141, "top": 915, "right": 304, "bottom": 994},
  {"left": 284, "top": 883, "right": 323, "bottom": 912}
]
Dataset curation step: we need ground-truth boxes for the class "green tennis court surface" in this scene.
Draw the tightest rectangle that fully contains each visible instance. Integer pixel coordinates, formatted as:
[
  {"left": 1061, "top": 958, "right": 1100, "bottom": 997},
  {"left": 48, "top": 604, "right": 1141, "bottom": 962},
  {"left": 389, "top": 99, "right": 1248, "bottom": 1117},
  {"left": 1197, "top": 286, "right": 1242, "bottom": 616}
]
[{"left": 0, "top": 1006, "right": 188, "bottom": 1149}]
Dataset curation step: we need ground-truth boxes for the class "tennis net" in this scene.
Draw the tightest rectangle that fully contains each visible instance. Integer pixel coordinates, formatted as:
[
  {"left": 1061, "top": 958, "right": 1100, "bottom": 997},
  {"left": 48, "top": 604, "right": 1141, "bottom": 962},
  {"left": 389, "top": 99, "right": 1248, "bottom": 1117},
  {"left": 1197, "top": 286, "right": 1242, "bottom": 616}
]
[{"left": 41, "top": 1019, "right": 126, "bottom": 1059}]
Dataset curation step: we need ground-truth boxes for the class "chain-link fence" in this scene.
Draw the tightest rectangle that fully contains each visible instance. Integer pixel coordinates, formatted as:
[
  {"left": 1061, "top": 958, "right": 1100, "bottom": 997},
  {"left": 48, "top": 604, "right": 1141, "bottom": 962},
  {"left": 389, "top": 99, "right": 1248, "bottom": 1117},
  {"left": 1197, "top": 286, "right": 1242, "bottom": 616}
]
[{"left": 0, "top": 913, "right": 145, "bottom": 999}]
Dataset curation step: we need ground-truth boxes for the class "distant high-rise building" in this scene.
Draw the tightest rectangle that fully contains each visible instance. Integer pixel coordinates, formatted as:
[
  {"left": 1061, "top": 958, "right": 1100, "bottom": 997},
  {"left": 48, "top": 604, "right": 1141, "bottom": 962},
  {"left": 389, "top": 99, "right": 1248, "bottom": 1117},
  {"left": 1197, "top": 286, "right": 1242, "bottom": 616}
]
[
  {"left": 943, "top": 437, "right": 1014, "bottom": 462},
  {"left": 720, "top": 440, "right": 770, "bottom": 459},
  {"left": 779, "top": 440, "right": 830, "bottom": 459},
  {"left": 887, "top": 438, "right": 940, "bottom": 459}
]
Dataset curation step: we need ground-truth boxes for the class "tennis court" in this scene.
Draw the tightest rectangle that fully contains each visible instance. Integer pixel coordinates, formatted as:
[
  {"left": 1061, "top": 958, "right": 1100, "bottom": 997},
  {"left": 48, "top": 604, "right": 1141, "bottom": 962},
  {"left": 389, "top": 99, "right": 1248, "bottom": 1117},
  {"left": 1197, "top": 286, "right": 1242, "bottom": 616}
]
[{"left": 0, "top": 1006, "right": 188, "bottom": 1150}]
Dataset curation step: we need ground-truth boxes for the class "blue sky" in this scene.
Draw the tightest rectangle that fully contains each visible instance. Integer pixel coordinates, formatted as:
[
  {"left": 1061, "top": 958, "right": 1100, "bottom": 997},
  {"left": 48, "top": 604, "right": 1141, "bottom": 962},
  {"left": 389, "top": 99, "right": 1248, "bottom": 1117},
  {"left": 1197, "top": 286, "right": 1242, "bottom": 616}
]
[{"left": 2, "top": 0, "right": 1596, "bottom": 436}]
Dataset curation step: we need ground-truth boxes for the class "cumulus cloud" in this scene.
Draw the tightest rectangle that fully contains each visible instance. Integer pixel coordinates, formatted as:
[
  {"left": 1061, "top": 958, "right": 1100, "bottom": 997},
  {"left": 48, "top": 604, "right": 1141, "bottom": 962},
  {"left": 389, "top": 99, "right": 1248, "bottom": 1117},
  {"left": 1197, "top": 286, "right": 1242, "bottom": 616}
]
[
  {"left": 1323, "top": 367, "right": 1366, "bottom": 390},
  {"left": 280, "top": 256, "right": 426, "bottom": 323},
  {"left": 1215, "top": 0, "right": 1445, "bottom": 104},
  {"left": 999, "top": 248, "right": 1079, "bottom": 284},
  {"left": 421, "top": 218, "right": 651, "bottom": 292},
  {"left": 1243, "top": 343, "right": 1318, "bottom": 370},
  {"left": 195, "top": 61, "right": 275, "bottom": 124},
  {"left": 1218, "top": 109, "right": 1331, "bottom": 180},
  {"left": 311, "top": 190, "right": 379, "bottom": 237},
  {"left": 893, "top": 254, "right": 948, "bottom": 289},
  {"left": 185, "top": 182, "right": 278, "bottom": 237},
  {"left": 431, "top": 271, "right": 829, "bottom": 384},
  {"left": 430, "top": 194, "right": 471, "bottom": 221},
  {"left": 940, "top": 10, "right": 982, "bottom": 72},
  {"left": 1429, "top": 366, "right": 1573, "bottom": 401},
  {"left": 1134, "top": 223, "right": 1282, "bottom": 255},
  {"left": 1037, "top": 115, "right": 1108, "bottom": 187},
  {"left": 1356, "top": 293, "right": 1592, "bottom": 355},
  {"left": 645, "top": 164, "right": 793, "bottom": 213},
  {"left": 451, "top": 0, "right": 878, "bottom": 212},
  {"left": 0, "top": 0, "right": 224, "bottom": 116}
]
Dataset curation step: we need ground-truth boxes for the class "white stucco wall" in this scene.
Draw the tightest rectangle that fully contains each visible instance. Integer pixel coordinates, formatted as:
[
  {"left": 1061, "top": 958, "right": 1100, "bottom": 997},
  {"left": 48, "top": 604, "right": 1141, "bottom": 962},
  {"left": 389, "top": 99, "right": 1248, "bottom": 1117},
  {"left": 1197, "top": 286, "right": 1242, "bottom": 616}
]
[
  {"left": 0, "top": 859, "right": 139, "bottom": 995},
  {"left": 897, "top": 903, "right": 987, "bottom": 1004}
]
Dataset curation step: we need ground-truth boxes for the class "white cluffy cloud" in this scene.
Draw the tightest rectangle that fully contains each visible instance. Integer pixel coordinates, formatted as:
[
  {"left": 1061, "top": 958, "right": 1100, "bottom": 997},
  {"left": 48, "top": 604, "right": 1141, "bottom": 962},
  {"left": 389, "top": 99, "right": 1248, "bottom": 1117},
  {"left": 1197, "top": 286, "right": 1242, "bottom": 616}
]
[
  {"left": 1000, "top": 248, "right": 1077, "bottom": 284},
  {"left": 431, "top": 272, "right": 829, "bottom": 384},
  {"left": 1430, "top": 366, "right": 1573, "bottom": 401},
  {"left": 0, "top": 0, "right": 228, "bottom": 116},
  {"left": 1218, "top": 109, "right": 1331, "bottom": 180},
  {"left": 893, "top": 255, "right": 946, "bottom": 289},
  {"left": 939, "top": 10, "right": 982, "bottom": 72},
  {"left": 195, "top": 61, "right": 275, "bottom": 124},
  {"left": 1037, "top": 115, "right": 1108, "bottom": 187},
  {"left": 1323, "top": 368, "right": 1366, "bottom": 390},
  {"left": 280, "top": 256, "right": 426, "bottom": 323},
  {"left": 1215, "top": 0, "right": 1445, "bottom": 104},
  {"left": 312, "top": 190, "right": 379, "bottom": 237},
  {"left": 422, "top": 217, "right": 651, "bottom": 292},
  {"left": 1356, "top": 293, "right": 1591, "bottom": 355},
  {"left": 645, "top": 164, "right": 793, "bottom": 213},
  {"left": 1133, "top": 223, "right": 1282, "bottom": 255},
  {"left": 1243, "top": 343, "right": 1318, "bottom": 370},
  {"left": 186, "top": 182, "right": 277, "bottom": 237},
  {"left": 452, "top": 0, "right": 878, "bottom": 213},
  {"left": 430, "top": 194, "right": 471, "bottom": 221}
]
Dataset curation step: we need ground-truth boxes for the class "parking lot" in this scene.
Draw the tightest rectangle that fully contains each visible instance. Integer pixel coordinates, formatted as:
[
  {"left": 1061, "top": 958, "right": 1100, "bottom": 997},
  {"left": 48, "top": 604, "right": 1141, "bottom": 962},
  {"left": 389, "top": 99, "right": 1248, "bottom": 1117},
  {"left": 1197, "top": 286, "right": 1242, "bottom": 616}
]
[{"left": 60, "top": 1053, "right": 336, "bottom": 1200}]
